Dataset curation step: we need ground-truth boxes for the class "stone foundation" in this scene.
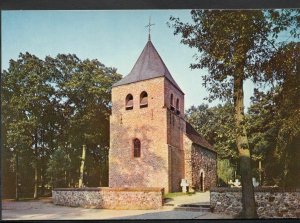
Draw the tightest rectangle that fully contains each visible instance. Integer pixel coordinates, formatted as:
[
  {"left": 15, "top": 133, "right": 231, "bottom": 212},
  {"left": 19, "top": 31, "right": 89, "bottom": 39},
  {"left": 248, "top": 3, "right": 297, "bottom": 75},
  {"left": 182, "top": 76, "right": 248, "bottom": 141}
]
[
  {"left": 53, "top": 187, "right": 164, "bottom": 210},
  {"left": 210, "top": 187, "right": 300, "bottom": 218}
]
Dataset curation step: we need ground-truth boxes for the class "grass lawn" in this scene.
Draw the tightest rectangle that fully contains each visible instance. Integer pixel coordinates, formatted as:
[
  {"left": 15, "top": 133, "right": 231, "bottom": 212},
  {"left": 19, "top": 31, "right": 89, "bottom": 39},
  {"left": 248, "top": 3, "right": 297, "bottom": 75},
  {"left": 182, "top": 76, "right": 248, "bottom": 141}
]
[{"left": 163, "top": 192, "right": 195, "bottom": 199}]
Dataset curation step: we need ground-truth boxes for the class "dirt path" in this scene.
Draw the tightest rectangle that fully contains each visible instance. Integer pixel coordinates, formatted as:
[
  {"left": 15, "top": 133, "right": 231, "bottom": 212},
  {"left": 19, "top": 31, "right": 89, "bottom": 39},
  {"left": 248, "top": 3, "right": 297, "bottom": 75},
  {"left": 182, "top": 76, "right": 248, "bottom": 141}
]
[{"left": 2, "top": 194, "right": 233, "bottom": 220}]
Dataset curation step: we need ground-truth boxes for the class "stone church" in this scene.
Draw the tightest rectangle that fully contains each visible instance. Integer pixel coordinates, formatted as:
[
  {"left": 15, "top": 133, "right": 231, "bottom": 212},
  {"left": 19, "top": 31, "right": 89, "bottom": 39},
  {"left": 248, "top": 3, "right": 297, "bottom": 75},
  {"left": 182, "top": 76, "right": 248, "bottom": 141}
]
[{"left": 109, "top": 38, "right": 217, "bottom": 193}]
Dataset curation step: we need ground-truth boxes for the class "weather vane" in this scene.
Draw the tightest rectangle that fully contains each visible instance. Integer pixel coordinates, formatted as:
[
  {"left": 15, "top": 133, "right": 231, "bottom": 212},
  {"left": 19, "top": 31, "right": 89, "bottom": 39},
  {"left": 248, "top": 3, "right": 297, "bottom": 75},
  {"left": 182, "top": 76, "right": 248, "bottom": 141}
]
[{"left": 145, "top": 16, "right": 155, "bottom": 41}]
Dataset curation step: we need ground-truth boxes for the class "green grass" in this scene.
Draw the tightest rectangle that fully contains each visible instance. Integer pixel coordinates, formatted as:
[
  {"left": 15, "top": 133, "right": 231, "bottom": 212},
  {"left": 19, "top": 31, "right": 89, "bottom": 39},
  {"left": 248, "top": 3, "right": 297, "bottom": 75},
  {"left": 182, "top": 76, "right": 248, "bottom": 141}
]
[{"left": 163, "top": 192, "right": 195, "bottom": 199}]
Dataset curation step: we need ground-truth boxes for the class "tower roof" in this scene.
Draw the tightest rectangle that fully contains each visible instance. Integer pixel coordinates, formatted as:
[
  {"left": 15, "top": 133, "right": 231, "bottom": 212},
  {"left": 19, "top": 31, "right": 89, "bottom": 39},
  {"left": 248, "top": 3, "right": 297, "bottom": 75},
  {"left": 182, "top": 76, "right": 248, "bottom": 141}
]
[{"left": 113, "top": 40, "right": 183, "bottom": 94}]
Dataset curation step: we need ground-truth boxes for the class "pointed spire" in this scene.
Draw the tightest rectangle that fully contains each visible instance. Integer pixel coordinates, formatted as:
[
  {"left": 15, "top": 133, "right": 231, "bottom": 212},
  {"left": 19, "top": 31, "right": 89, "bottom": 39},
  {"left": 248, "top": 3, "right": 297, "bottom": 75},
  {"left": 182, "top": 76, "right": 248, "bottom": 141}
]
[
  {"left": 113, "top": 40, "right": 183, "bottom": 94},
  {"left": 145, "top": 16, "right": 155, "bottom": 41}
]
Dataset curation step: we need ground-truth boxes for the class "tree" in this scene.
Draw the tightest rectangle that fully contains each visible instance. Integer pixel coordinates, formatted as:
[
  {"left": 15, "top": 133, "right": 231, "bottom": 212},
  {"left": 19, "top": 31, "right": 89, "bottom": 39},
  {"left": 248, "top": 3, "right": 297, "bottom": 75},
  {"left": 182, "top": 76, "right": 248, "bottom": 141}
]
[
  {"left": 2, "top": 53, "right": 58, "bottom": 199},
  {"left": 186, "top": 104, "right": 237, "bottom": 185},
  {"left": 2, "top": 53, "right": 122, "bottom": 198},
  {"left": 46, "top": 54, "right": 121, "bottom": 186},
  {"left": 170, "top": 9, "right": 299, "bottom": 218},
  {"left": 247, "top": 42, "right": 300, "bottom": 187},
  {"left": 47, "top": 148, "right": 71, "bottom": 188},
  {"left": 186, "top": 103, "right": 237, "bottom": 161}
]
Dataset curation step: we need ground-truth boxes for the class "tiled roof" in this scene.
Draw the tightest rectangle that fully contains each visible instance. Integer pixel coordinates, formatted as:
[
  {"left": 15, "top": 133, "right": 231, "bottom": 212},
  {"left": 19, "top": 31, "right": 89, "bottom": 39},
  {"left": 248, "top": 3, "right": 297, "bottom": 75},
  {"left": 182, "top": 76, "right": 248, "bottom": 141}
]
[
  {"left": 113, "top": 40, "right": 183, "bottom": 94},
  {"left": 185, "top": 122, "right": 216, "bottom": 153}
]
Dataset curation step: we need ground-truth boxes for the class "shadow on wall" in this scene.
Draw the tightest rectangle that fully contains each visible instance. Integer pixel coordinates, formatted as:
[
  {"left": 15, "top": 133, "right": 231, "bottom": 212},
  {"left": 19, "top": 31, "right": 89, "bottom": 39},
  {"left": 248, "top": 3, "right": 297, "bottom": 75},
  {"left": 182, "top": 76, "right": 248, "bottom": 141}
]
[{"left": 109, "top": 113, "right": 168, "bottom": 188}]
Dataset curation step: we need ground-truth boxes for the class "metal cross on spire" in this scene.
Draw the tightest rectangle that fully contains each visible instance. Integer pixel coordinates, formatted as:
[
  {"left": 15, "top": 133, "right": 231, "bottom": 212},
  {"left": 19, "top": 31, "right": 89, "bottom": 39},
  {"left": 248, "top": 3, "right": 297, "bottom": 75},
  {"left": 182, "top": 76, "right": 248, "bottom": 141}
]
[{"left": 145, "top": 16, "right": 155, "bottom": 41}]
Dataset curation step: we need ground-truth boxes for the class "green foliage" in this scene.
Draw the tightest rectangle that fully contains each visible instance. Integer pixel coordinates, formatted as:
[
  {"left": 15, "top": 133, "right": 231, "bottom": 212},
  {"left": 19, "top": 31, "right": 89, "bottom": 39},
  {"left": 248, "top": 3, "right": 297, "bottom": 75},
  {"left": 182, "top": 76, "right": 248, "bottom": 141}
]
[
  {"left": 170, "top": 9, "right": 299, "bottom": 217},
  {"left": 247, "top": 59, "right": 300, "bottom": 187},
  {"left": 170, "top": 10, "right": 274, "bottom": 102},
  {"left": 186, "top": 104, "right": 239, "bottom": 185},
  {"left": 186, "top": 103, "right": 238, "bottom": 161},
  {"left": 2, "top": 53, "right": 122, "bottom": 198},
  {"left": 47, "top": 148, "right": 71, "bottom": 188},
  {"left": 217, "top": 159, "right": 235, "bottom": 186}
]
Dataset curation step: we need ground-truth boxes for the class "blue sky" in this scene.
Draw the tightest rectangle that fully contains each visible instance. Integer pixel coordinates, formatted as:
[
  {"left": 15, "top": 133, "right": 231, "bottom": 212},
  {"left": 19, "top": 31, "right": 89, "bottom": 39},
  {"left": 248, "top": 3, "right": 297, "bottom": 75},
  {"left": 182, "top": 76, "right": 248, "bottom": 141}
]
[{"left": 2, "top": 10, "right": 255, "bottom": 110}]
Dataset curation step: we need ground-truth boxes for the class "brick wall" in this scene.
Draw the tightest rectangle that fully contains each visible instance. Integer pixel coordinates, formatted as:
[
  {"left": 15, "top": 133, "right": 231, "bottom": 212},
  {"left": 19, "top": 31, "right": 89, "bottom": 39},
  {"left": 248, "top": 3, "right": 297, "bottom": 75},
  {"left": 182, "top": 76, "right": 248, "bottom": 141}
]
[
  {"left": 109, "top": 75, "right": 216, "bottom": 193},
  {"left": 168, "top": 144, "right": 184, "bottom": 192},
  {"left": 109, "top": 77, "right": 169, "bottom": 191},
  {"left": 53, "top": 187, "right": 163, "bottom": 210},
  {"left": 165, "top": 79, "right": 185, "bottom": 192},
  {"left": 183, "top": 134, "right": 193, "bottom": 187},
  {"left": 109, "top": 76, "right": 188, "bottom": 193}
]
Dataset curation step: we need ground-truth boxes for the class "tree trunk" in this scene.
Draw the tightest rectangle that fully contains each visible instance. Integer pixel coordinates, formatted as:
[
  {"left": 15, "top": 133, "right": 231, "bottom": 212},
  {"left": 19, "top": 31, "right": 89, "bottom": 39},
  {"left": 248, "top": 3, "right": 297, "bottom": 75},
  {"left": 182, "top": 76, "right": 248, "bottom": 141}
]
[
  {"left": 15, "top": 150, "right": 19, "bottom": 201},
  {"left": 78, "top": 144, "right": 86, "bottom": 188},
  {"left": 233, "top": 74, "right": 257, "bottom": 218},
  {"left": 34, "top": 134, "right": 38, "bottom": 199},
  {"left": 99, "top": 160, "right": 102, "bottom": 187},
  {"left": 41, "top": 135, "right": 45, "bottom": 196},
  {"left": 41, "top": 165, "right": 45, "bottom": 197}
]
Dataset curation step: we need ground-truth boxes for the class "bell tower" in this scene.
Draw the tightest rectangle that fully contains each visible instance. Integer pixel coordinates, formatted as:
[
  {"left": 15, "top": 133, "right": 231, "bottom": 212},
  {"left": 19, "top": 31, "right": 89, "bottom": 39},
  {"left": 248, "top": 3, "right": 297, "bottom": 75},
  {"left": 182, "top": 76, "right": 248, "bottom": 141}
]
[{"left": 109, "top": 34, "right": 185, "bottom": 192}]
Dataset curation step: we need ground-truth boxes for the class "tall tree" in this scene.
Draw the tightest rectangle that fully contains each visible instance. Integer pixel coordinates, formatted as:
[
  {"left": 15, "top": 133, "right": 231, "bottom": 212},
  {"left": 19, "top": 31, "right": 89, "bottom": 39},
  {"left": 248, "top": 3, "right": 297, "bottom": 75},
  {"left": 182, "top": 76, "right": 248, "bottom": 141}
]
[
  {"left": 247, "top": 42, "right": 300, "bottom": 187},
  {"left": 2, "top": 53, "right": 122, "bottom": 198},
  {"left": 46, "top": 54, "right": 121, "bottom": 186},
  {"left": 2, "top": 53, "right": 57, "bottom": 199},
  {"left": 170, "top": 9, "right": 299, "bottom": 218}
]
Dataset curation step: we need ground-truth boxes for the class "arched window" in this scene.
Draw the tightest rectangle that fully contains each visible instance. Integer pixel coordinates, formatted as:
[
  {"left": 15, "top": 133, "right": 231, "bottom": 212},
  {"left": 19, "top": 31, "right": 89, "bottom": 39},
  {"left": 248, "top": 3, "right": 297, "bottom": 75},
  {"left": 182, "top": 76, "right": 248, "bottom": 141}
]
[
  {"left": 140, "top": 91, "right": 148, "bottom": 108},
  {"left": 125, "top": 94, "right": 133, "bottom": 110},
  {"left": 170, "top": 94, "right": 175, "bottom": 111},
  {"left": 133, "top": 138, "right": 141, "bottom": 158},
  {"left": 176, "top": 98, "right": 180, "bottom": 115}
]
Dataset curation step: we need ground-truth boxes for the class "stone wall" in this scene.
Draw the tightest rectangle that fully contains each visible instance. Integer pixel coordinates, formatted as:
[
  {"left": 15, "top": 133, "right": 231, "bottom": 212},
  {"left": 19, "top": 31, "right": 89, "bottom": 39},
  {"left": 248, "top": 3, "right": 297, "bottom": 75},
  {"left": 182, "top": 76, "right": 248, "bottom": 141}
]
[
  {"left": 183, "top": 134, "right": 217, "bottom": 192},
  {"left": 53, "top": 187, "right": 164, "bottom": 210},
  {"left": 210, "top": 187, "right": 300, "bottom": 218},
  {"left": 191, "top": 145, "right": 217, "bottom": 191}
]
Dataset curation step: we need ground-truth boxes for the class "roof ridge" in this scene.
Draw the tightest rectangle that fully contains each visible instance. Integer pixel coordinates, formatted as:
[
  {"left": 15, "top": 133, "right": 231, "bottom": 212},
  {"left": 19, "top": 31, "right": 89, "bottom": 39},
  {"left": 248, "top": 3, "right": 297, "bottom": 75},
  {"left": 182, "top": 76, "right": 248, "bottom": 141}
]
[{"left": 185, "top": 121, "right": 215, "bottom": 152}]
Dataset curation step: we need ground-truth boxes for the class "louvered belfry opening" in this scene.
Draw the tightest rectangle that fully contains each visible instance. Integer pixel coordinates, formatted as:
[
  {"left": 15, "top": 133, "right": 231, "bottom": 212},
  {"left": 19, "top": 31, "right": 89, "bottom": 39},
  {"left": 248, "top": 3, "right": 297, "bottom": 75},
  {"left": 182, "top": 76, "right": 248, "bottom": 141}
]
[
  {"left": 140, "top": 91, "right": 148, "bottom": 108},
  {"left": 170, "top": 94, "right": 175, "bottom": 111},
  {"left": 176, "top": 98, "right": 180, "bottom": 115},
  {"left": 125, "top": 94, "right": 133, "bottom": 110},
  {"left": 133, "top": 138, "right": 141, "bottom": 157}
]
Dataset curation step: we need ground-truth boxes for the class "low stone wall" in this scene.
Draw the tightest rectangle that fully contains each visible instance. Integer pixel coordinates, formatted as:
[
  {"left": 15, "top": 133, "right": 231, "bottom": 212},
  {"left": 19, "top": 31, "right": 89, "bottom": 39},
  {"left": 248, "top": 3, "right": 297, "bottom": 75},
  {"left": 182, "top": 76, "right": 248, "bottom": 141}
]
[
  {"left": 53, "top": 187, "right": 164, "bottom": 210},
  {"left": 210, "top": 187, "right": 300, "bottom": 218}
]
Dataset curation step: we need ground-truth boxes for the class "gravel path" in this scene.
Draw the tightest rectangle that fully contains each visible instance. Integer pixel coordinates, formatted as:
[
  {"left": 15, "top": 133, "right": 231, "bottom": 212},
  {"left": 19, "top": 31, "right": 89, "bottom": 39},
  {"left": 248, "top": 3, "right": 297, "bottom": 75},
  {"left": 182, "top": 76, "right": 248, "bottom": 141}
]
[{"left": 2, "top": 193, "right": 233, "bottom": 220}]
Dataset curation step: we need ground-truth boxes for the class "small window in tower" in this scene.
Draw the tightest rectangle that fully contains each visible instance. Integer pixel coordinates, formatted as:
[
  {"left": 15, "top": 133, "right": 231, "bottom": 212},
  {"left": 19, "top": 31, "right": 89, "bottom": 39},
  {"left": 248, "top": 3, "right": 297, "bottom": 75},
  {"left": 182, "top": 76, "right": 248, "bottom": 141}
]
[
  {"left": 170, "top": 94, "right": 175, "bottom": 111},
  {"left": 176, "top": 98, "right": 180, "bottom": 115},
  {"left": 125, "top": 94, "right": 133, "bottom": 110},
  {"left": 133, "top": 138, "right": 141, "bottom": 158},
  {"left": 140, "top": 91, "right": 148, "bottom": 108}
]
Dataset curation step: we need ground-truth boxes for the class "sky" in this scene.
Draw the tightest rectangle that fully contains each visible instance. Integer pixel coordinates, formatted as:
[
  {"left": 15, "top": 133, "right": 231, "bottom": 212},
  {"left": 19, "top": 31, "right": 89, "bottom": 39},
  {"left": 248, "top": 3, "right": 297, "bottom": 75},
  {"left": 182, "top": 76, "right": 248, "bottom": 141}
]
[{"left": 2, "top": 10, "right": 255, "bottom": 110}]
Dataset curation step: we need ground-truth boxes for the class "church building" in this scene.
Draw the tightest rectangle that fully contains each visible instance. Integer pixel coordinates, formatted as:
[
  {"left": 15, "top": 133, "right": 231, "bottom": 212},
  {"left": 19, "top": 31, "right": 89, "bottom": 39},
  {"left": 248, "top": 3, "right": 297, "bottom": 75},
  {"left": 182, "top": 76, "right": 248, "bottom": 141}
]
[{"left": 109, "top": 37, "right": 217, "bottom": 193}]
